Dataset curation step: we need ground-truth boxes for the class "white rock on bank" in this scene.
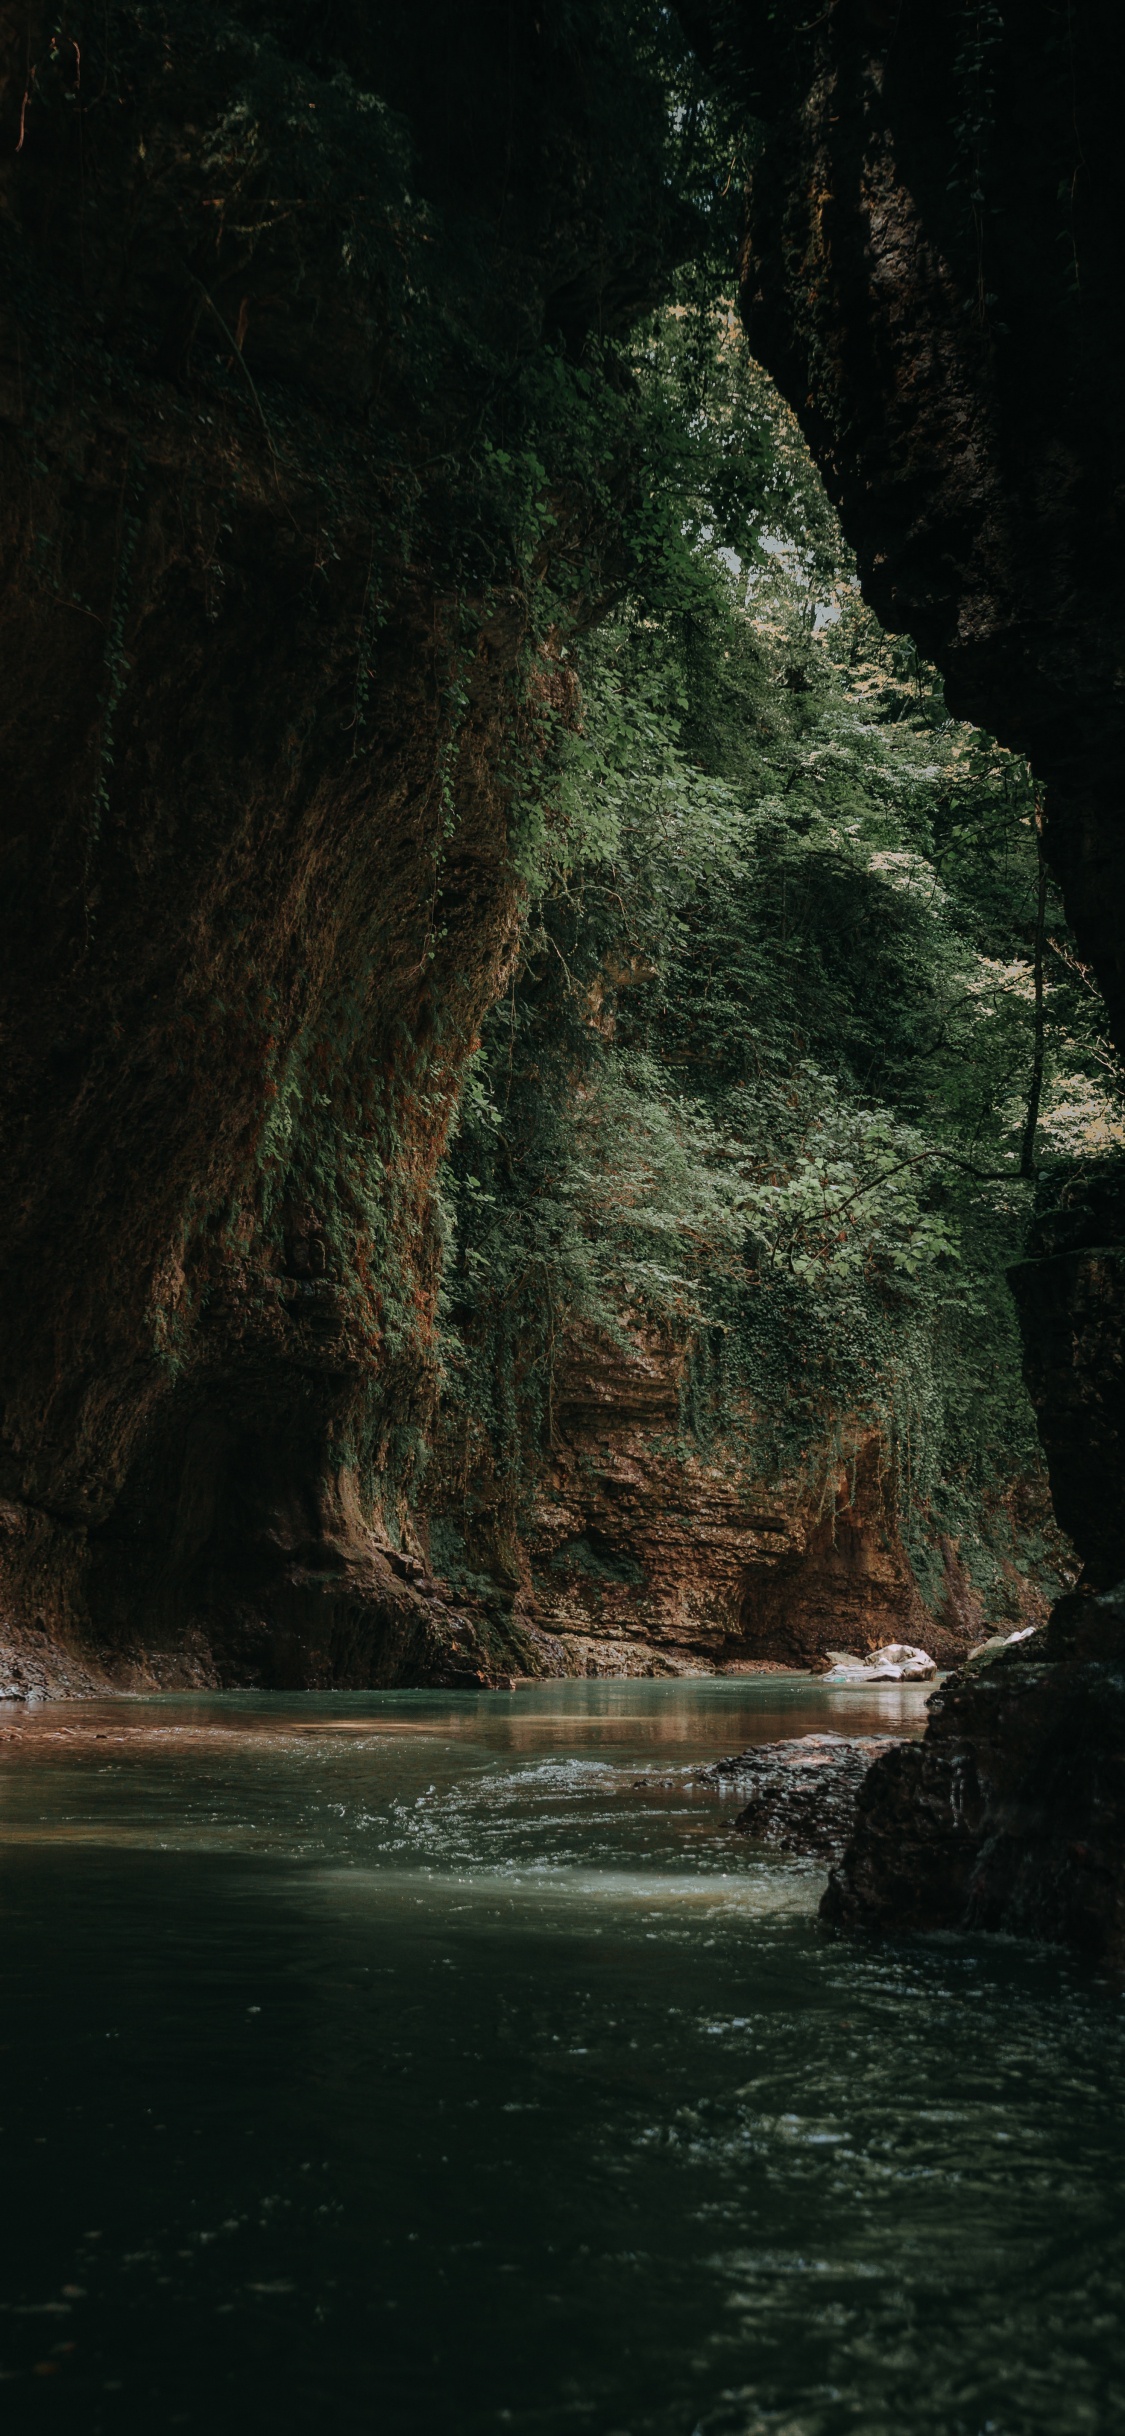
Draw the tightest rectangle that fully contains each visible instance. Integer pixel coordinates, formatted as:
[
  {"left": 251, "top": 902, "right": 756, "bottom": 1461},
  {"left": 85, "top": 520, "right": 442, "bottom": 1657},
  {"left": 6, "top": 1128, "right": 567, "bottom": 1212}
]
[
  {"left": 963, "top": 1623, "right": 1039, "bottom": 1671},
  {"left": 820, "top": 1642, "right": 937, "bottom": 1685}
]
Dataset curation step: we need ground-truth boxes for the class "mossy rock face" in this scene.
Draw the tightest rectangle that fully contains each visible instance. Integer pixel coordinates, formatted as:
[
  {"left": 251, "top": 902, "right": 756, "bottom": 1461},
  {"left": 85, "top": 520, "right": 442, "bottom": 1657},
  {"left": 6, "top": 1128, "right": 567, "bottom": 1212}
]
[
  {"left": 547, "top": 1534, "right": 645, "bottom": 1589},
  {"left": 0, "top": 2, "right": 685, "bottom": 1680}
]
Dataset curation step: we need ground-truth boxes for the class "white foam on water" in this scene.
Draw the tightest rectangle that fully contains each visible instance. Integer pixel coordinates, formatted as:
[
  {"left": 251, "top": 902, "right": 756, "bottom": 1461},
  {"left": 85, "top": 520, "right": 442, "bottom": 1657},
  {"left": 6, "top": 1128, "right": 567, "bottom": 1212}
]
[{"left": 305, "top": 1860, "right": 819, "bottom": 1924}]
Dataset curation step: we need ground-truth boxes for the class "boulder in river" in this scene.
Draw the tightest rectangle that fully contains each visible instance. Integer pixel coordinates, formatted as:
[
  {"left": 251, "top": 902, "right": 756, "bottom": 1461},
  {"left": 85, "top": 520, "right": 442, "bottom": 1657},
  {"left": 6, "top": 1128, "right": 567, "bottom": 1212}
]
[
  {"left": 700, "top": 1732, "right": 909, "bottom": 1862},
  {"left": 820, "top": 1643, "right": 937, "bottom": 1684}
]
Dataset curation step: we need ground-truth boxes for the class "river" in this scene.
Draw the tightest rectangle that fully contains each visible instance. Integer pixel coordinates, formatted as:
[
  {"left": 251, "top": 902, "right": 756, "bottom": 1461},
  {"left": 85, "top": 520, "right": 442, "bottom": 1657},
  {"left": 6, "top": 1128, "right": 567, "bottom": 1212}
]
[{"left": 2, "top": 1676, "right": 1123, "bottom": 2433}]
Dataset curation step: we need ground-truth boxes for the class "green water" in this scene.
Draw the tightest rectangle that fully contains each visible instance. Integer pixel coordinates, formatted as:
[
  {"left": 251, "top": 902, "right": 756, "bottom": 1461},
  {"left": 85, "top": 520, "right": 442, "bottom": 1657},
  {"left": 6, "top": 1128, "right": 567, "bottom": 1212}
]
[{"left": 2, "top": 1677, "right": 1124, "bottom": 2435}]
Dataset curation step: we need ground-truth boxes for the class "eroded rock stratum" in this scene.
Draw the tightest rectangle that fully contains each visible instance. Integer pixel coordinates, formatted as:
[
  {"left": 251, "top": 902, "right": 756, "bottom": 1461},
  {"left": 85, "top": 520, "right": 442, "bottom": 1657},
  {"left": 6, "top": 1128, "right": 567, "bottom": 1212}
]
[{"left": 424, "top": 1327, "right": 1057, "bottom": 1684}]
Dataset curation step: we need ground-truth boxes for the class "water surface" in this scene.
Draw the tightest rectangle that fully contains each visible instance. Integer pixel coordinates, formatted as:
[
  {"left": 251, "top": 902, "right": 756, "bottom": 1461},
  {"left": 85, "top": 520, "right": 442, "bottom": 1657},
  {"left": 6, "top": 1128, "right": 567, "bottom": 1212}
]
[{"left": 2, "top": 1676, "right": 1123, "bottom": 2435}]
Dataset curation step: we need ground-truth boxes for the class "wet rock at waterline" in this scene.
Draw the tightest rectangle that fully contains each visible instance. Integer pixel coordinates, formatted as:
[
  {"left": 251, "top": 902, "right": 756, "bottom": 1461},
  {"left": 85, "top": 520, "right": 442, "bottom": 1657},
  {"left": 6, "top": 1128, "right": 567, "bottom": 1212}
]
[
  {"left": 699, "top": 1732, "right": 908, "bottom": 1863},
  {"left": 823, "top": 1585, "right": 1125, "bottom": 1963}
]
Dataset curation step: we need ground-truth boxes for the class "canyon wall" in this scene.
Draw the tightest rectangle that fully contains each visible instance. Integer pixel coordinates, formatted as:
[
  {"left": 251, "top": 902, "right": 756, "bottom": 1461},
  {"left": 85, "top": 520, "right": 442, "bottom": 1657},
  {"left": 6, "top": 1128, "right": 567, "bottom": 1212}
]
[
  {"left": 0, "top": 0, "right": 683, "bottom": 1694},
  {"left": 424, "top": 1326, "right": 1062, "bottom": 1682}
]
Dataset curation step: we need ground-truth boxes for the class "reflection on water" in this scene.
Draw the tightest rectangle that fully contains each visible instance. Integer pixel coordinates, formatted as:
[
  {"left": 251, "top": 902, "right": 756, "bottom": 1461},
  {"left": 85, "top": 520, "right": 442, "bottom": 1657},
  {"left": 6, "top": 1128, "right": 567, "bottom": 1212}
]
[{"left": 2, "top": 1677, "right": 1123, "bottom": 2434}]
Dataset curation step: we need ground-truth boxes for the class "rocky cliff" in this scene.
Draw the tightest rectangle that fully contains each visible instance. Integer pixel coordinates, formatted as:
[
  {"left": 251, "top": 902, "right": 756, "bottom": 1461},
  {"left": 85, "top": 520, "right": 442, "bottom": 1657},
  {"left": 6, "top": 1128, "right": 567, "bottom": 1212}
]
[
  {"left": 0, "top": 0, "right": 685, "bottom": 1693},
  {"left": 424, "top": 1325, "right": 1063, "bottom": 1682}
]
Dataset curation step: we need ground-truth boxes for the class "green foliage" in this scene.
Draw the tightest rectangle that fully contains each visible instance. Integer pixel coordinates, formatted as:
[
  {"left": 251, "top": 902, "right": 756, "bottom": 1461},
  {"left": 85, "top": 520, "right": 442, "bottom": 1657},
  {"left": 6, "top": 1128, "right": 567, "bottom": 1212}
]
[{"left": 436, "top": 313, "right": 1119, "bottom": 1580}]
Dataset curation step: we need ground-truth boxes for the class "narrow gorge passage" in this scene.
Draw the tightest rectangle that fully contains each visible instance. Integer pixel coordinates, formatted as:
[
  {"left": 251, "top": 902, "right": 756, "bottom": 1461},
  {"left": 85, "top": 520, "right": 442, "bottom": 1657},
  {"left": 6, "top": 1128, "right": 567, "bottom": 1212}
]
[
  {"left": 1, "top": 0, "right": 1100, "bottom": 1703},
  {"left": 3, "top": 3, "right": 1125, "bottom": 2427}
]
